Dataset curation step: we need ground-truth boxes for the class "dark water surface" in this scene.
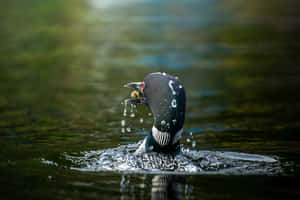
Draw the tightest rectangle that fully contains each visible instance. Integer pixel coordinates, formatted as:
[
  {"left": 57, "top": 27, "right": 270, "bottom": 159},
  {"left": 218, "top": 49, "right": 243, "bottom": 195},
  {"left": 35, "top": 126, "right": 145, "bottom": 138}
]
[{"left": 1, "top": 0, "right": 300, "bottom": 199}]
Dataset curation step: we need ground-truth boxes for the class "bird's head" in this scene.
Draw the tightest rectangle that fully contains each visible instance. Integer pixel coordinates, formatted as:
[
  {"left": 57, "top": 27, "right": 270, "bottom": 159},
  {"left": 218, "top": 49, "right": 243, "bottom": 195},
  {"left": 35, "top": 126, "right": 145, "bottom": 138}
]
[{"left": 124, "top": 72, "right": 186, "bottom": 135}]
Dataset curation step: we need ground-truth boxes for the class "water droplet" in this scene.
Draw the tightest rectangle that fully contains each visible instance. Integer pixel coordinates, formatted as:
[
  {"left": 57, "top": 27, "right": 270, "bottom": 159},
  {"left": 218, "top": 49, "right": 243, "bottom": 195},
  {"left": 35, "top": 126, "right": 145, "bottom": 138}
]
[
  {"left": 130, "top": 104, "right": 134, "bottom": 113},
  {"left": 140, "top": 118, "right": 144, "bottom": 123},
  {"left": 121, "top": 120, "right": 125, "bottom": 127},
  {"left": 123, "top": 100, "right": 128, "bottom": 116},
  {"left": 126, "top": 127, "right": 131, "bottom": 132},
  {"left": 171, "top": 99, "right": 177, "bottom": 108},
  {"left": 192, "top": 141, "right": 196, "bottom": 148},
  {"left": 189, "top": 132, "right": 193, "bottom": 136},
  {"left": 186, "top": 138, "right": 191, "bottom": 142},
  {"left": 121, "top": 128, "right": 125, "bottom": 133},
  {"left": 130, "top": 113, "right": 135, "bottom": 118},
  {"left": 161, "top": 120, "right": 166, "bottom": 126},
  {"left": 179, "top": 85, "right": 183, "bottom": 89},
  {"left": 162, "top": 72, "right": 166, "bottom": 76}
]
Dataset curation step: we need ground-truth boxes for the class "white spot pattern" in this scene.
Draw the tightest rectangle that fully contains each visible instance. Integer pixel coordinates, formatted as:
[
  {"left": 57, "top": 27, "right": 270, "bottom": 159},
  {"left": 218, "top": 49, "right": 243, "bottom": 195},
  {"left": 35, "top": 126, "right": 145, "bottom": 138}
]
[
  {"left": 172, "top": 119, "right": 176, "bottom": 125},
  {"left": 168, "top": 80, "right": 176, "bottom": 95},
  {"left": 171, "top": 99, "right": 177, "bottom": 108}
]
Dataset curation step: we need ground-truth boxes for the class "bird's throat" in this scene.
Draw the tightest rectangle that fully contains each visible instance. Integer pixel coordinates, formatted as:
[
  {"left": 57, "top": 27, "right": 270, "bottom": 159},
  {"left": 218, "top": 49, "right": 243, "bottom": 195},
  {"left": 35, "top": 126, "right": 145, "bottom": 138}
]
[{"left": 152, "top": 126, "right": 183, "bottom": 147}]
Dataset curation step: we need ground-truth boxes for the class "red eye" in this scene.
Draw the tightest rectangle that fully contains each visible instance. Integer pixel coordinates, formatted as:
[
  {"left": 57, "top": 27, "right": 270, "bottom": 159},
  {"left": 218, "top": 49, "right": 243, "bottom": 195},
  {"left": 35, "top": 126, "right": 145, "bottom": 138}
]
[{"left": 142, "top": 82, "right": 145, "bottom": 89}]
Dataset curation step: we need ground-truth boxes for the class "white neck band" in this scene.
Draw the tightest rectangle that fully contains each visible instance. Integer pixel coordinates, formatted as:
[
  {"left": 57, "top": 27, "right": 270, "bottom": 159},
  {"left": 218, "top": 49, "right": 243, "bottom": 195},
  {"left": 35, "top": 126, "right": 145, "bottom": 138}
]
[{"left": 152, "top": 126, "right": 183, "bottom": 146}]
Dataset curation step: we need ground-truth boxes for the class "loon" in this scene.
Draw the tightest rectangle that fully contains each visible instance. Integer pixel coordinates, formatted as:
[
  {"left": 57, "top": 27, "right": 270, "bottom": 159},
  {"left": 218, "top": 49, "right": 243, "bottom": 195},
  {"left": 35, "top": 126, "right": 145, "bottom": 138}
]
[{"left": 124, "top": 72, "right": 186, "bottom": 154}]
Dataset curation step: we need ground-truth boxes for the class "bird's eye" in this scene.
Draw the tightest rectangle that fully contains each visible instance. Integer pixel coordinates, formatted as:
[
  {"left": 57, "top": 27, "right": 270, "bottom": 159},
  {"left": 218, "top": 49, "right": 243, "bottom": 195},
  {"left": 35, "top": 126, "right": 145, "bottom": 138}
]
[{"left": 142, "top": 82, "right": 145, "bottom": 89}]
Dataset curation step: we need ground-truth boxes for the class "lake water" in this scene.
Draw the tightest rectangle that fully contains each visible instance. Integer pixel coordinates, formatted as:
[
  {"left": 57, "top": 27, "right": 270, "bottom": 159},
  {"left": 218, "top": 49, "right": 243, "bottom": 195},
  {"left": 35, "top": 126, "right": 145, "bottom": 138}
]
[{"left": 1, "top": 0, "right": 300, "bottom": 199}]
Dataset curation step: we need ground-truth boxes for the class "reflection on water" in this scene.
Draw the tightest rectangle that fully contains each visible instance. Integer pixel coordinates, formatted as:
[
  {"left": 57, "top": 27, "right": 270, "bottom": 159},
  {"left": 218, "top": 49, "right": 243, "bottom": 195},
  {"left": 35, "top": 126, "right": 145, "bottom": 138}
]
[
  {"left": 150, "top": 175, "right": 183, "bottom": 200},
  {"left": 120, "top": 174, "right": 187, "bottom": 200},
  {"left": 1, "top": 0, "right": 300, "bottom": 199}
]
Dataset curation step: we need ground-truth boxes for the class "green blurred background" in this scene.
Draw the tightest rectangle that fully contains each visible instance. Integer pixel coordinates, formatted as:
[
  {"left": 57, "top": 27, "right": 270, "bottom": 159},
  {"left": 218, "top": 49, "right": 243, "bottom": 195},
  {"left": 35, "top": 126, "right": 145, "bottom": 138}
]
[{"left": 0, "top": 0, "right": 300, "bottom": 199}]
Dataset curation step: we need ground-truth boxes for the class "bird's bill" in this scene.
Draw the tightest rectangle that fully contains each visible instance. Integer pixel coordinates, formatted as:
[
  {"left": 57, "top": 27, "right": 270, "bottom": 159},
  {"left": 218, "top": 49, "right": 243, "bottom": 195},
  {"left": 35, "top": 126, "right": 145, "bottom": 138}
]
[{"left": 124, "top": 82, "right": 146, "bottom": 105}]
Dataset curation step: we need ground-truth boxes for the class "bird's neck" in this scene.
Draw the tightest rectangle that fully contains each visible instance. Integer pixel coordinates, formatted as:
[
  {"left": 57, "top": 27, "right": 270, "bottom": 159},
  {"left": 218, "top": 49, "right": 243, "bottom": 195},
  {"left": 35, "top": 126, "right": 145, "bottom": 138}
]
[{"left": 152, "top": 126, "right": 183, "bottom": 147}]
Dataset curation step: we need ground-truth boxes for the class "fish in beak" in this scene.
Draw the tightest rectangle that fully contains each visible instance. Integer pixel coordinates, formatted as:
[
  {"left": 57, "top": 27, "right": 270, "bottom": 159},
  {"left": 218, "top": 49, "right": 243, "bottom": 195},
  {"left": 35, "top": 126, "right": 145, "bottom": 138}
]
[{"left": 124, "top": 81, "right": 146, "bottom": 105}]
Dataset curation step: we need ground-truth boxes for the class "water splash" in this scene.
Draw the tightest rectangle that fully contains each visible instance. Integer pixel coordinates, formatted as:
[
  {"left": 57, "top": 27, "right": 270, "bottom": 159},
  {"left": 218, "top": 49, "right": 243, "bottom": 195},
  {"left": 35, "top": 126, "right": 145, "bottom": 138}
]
[
  {"left": 123, "top": 99, "right": 138, "bottom": 118},
  {"left": 60, "top": 141, "right": 287, "bottom": 175},
  {"left": 126, "top": 127, "right": 131, "bottom": 133},
  {"left": 192, "top": 141, "right": 196, "bottom": 148},
  {"left": 121, "top": 120, "right": 126, "bottom": 127},
  {"left": 121, "top": 99, "right": 138, "bottom": 134},
  {"left": 123, "top": 100, "right": 128, "bottom": 117}
]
